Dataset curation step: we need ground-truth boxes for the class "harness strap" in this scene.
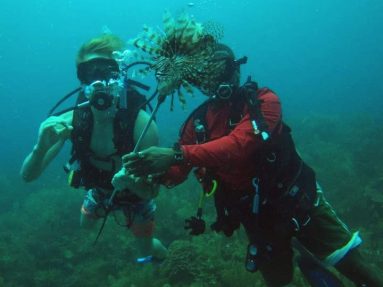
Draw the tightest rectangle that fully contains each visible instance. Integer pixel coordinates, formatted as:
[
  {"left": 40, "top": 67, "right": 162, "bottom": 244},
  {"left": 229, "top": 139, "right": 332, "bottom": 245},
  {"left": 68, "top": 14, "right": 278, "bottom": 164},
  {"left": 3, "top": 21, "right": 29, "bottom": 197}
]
[
  {"left": 179, "top": 78, "right": 271, "bottom": 144},
  {"left": 69, "top": 87, "right": 147, "bottom": 189},
  {"left": 241, "top": 77, "right": 271, "bottom": 140}
]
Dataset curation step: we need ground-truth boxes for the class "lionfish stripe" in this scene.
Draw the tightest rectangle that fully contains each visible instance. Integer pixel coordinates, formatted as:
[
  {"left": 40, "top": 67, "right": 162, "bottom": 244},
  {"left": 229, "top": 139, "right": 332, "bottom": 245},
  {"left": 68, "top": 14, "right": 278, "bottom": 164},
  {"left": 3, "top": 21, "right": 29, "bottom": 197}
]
[
  {"left": 182, "top": 81, "right": 194, "bottom": 95},
  {"left": 175, "top": 15, "right": 188, "bottom": 37},
  {"left": 163, "top": 10, "right": 175, "bottom": 37},
  {"left": 146, "top": 32, "right": 163, "bottom": 48},
  {"left": 177, "top": 89, "right": 186, "bottom": 108}
]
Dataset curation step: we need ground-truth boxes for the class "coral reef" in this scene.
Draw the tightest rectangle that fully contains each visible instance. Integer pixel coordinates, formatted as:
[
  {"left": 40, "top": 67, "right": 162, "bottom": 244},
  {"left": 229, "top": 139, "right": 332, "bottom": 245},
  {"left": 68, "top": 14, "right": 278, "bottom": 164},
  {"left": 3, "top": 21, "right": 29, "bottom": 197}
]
[{"left": 0, "top": 114, "right": 381, "bottom": 286}]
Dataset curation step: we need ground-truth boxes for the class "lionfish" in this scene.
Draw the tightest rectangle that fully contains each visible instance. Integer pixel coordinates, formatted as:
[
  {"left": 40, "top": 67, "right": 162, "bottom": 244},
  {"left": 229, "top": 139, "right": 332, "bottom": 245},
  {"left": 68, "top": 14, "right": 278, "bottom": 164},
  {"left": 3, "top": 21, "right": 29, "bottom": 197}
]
[{"left": 129, "top": 11, "right": 225, "bottom": 109}]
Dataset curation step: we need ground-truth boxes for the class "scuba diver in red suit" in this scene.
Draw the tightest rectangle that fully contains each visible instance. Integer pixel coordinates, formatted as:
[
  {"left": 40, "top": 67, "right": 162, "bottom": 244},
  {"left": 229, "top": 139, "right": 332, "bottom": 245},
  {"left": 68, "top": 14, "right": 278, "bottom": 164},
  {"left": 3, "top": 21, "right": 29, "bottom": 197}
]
[{"left": 118, "top": 43, "right": 383, "bottom": 286}]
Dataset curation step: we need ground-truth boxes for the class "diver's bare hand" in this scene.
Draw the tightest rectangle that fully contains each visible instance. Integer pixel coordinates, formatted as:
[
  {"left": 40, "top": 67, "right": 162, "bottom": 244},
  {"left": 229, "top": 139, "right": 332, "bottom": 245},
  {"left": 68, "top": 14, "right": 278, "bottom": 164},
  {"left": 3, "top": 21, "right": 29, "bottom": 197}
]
[
  {"left": 112, "top": 168, "right": 128, "bottom": 190},
  {"left": 36, "top": 117, "right": 73, "bottom": 152},
  {"left": 112, "top": 168, "right": 139, "bottom": 190},
  {"left": 112, "top": 168, "right": 160, "bottom": 199},
  {"left": 122, "top": 146, "right": 175, "bottom": 177}
]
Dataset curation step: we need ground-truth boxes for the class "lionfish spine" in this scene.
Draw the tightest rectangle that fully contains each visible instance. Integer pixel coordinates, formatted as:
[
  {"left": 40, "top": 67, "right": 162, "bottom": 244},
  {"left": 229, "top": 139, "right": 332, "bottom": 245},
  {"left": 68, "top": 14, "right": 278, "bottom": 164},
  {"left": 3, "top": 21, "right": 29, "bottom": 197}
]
[
  {"left": 182, "top": 80, "right": 194, "bottom": 97},
  {"left": 177, "top": 87, "right": 187, "bottom": 108},
  {"left": 133, "top": 39, "right": 150, "bottom": 54},
  {"left": 174, "top": 14, "right": 190, "bottom": 53},
  {"left": 170, "top": 92, "right": 175, "bottom": 111},
  {"left": 142, "top": 25, "right": 163, "bottom": 48},
  {"left": 163, "top": 10, "right": 175, "bottom": 36},
  {"left": 129, "top": 10, "right": 221, "bottom": 108}
]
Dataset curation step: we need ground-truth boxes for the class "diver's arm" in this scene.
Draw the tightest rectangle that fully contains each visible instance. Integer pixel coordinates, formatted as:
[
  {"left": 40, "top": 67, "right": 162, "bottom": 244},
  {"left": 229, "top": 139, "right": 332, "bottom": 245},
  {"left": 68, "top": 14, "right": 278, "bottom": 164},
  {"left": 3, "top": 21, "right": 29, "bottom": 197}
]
[
  {"left": 20, "top": 113, "right": 73, "bottom": 182},
  {"left": 122, "top": 111, "right": 195, "bottom": 185},
  {"left": 158, "top": 119, "right": 195, "bottom": 187},
  {"left": 21, "top": 140, "right": 66, "bottom": 182},
  {"left": 122, "top": 93, "right": 280, "bottom": 179},
  {"left": 113, "top": 110, "right": 160, "bottom": 199},
  {"left": 182, "top": 91, "right": 281, "bottom": 168}
]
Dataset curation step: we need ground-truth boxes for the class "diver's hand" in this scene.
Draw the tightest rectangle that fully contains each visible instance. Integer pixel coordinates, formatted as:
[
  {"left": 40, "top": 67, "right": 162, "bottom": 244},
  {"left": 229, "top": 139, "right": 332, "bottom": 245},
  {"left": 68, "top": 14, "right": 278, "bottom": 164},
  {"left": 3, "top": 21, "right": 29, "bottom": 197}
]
[
  {"left": 122, "top": 146, "right": 175, "bottom": 177},
  {"left": 112, "top": 168, "right": 159, "bottom": 199},
  {"left": 36, "top": 117, "right": 73, "bottom": 152},
  {"left": 111, "top": 168, "right": 138, "bottom": 191}
]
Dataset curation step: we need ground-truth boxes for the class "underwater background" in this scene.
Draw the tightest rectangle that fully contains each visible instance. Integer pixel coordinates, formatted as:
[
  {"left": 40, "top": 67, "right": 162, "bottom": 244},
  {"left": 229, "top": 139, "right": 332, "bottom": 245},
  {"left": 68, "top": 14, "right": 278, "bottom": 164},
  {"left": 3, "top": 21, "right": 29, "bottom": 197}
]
[{"left": 0, "top": 0, "right": 382, "bottom": 286}]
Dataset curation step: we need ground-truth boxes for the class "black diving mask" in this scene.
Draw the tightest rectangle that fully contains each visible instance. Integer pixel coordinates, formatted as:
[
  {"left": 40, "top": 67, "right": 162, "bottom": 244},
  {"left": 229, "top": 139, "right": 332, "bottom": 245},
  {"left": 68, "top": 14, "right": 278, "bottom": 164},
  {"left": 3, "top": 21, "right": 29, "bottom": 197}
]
[
  {"left": 77, "top": 58, "right": 120, "bottom": 85},
  {"left": 215, "top": 83, "right": 234, "bottom": 100}
]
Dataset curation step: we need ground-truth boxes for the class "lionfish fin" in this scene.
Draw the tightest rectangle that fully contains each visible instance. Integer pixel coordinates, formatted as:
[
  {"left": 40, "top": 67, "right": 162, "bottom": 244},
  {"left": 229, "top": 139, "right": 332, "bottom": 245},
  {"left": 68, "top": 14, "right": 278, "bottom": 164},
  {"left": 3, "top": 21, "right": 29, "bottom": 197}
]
[
  {"left": 175, "top": 13, "right": 188, "bottom": 40},
  {"left": 191, "top": 22, "right": 204, "bottom": 43},
  {"left": 163, "top": 10, "right": 175, "bottom": 39},
  {"left": 177, "top": 88, "right": 187, "bottom": 109},
  {"left": 143, "top": 26, "right": 163, "bottom": 47},
  {"left": 133, "top": 38, "right": 159, "bottom": 55},
  {"left": 170, "top": 92, "right": 175, "bottom": 111},
  {"left": 182, "top": 80, "right": 194, "bottom": 97}
]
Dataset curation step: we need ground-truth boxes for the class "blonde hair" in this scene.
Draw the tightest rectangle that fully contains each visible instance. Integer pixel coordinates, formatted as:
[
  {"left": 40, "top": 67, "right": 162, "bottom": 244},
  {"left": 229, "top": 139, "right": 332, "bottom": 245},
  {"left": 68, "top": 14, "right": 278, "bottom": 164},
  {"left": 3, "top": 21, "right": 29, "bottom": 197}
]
[{"left": 76, "top": 34, "right": 125, "bottom": 65}]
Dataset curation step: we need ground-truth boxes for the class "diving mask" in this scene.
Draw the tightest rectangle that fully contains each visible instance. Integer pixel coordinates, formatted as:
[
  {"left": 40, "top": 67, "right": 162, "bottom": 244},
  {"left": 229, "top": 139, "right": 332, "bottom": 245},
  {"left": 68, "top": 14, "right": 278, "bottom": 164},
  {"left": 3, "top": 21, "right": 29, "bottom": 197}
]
[
  {"left": 77, "top": 57, "right": 120, "bottom": 85},
  {"left": 83, "top": 79, "right": 123, "bottom": 111},
  {"left": 215, "top": 83, "right": 234, "bottom": 100}
]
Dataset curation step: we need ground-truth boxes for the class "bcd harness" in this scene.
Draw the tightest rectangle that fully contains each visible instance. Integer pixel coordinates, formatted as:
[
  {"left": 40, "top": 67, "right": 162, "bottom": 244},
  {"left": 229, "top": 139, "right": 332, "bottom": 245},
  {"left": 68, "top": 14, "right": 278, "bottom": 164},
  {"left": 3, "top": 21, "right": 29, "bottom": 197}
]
[
  {"left": 182, "top": 77, "right": 317, "bottom": 239},
  {"left": 66, "top": 86, "right": 147, "bottom": 204}
]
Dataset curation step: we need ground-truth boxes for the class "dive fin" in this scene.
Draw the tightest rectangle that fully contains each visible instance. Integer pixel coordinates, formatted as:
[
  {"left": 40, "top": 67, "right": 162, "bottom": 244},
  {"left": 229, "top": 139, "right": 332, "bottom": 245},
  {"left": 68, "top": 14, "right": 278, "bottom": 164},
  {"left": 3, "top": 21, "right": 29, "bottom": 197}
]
[{"left": 297, "top": 255, "right": 345, "bottom": 287}]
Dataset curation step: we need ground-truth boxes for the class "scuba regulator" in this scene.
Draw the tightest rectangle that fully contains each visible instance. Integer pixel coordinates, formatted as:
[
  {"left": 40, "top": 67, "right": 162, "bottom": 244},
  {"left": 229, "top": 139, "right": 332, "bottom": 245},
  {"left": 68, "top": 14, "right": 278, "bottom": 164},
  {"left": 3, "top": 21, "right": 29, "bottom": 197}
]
[
  {"left": 212, "top": 56, "right": 248, "bottom": 101},
  {"left": 83, "top": 79, "right": 124, "bottom": 111},
  {"left": 77, "top": 57, "right": 125, "bottom": 111}
]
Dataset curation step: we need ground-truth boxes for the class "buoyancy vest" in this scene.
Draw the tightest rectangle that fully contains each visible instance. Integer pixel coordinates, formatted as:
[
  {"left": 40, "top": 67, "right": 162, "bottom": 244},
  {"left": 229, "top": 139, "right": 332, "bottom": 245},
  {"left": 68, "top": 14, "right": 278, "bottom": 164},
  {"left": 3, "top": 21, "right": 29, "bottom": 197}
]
[
  {"left": 68, "top": 87, "right": 146, "bottom": 194},
  {"left": 181, "top": 80, "right": 317, "bottom": 235}
]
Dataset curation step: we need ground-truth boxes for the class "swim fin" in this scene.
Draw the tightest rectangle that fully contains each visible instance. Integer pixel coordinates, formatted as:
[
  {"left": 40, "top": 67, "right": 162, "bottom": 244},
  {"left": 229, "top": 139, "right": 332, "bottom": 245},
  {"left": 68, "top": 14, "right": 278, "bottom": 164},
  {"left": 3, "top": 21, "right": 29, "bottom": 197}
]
[{"left": 297, "top": 255, "right": 345, "bottom": 287}]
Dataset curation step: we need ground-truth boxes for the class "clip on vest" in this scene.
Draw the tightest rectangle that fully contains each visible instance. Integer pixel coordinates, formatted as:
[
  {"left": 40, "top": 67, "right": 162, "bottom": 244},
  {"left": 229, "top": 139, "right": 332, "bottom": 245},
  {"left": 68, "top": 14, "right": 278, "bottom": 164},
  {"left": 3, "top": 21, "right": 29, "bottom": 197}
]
[{"left": 251, "top": 120, "right": 269, "bottom": 141}]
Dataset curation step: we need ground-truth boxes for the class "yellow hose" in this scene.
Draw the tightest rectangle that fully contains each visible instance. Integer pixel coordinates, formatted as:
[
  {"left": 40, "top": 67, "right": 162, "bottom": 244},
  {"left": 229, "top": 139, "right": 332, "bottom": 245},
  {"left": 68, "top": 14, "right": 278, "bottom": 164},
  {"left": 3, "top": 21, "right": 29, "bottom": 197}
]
[
  {"left": 206, "top": 179, "right": 217, "bottom": 197},
  {"left": 198, "top": 179, "right": 218, "bottom": 208}
]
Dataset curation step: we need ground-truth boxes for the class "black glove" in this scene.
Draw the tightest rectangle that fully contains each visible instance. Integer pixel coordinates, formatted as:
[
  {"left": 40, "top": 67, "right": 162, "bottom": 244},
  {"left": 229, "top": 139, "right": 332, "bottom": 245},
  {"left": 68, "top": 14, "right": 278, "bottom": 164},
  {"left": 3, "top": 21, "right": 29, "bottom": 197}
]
[{"left": 184, "top": 216, "right": 206, "bottom": 236}]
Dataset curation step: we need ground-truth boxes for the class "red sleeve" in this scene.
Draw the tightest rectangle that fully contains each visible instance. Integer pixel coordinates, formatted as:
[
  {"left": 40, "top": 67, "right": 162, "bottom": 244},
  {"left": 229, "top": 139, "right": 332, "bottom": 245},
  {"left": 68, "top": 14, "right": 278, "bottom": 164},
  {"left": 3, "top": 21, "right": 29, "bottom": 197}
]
[
  {"left": 182, "top": 91, "right": 281, "bottom": 168},
  {"left": 160, "top": 115, "right": 196, "bottom": 187}
]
